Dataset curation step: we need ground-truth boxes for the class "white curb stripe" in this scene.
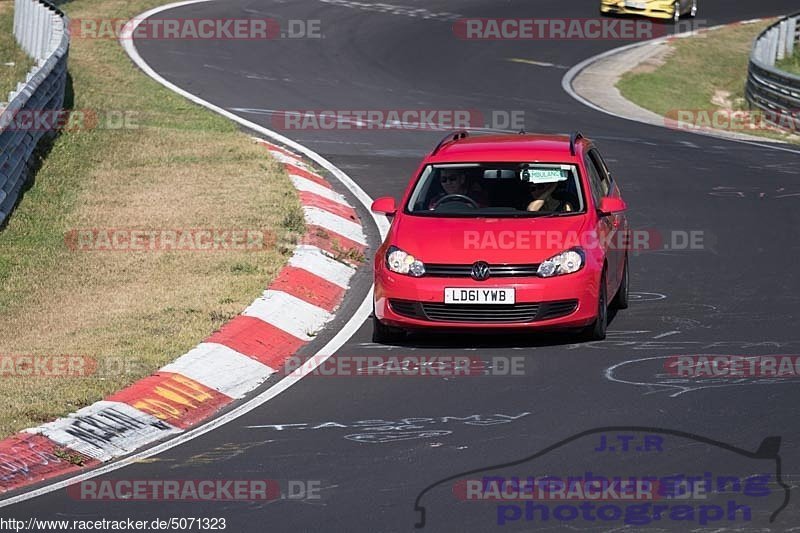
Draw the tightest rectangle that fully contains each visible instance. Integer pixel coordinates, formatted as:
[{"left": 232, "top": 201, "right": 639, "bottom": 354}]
[
  {"left": 269, "top": 150, "right": 308, "bottom": 167},
  {"left": 26, "top": 402, "right": 181, "bottom": 462},
  {"left": 160, "top": 343, "right": 275, "bottom": 398},
  {"left": 290, "top": 175, "right": 349, "bottom": 205},
  {"left": 289, "top": 245, "right": 356, "bottom": 289},
  {"left": 242, "top": 290, "right": 333, "bottom": 340},
  {"left": 303, "top": 206, "right": 367, "bottom": 245}
]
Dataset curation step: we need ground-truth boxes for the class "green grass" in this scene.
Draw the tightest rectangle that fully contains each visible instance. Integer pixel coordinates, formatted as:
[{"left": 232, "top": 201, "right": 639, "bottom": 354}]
[
  {"left": 776, "top": 48, "right": 800, "bottom": 75},
  {"left": 0, "top": 0, "right": 305, "bottom": 436},
  {"left": 617, "top": 20, "right": 799, "bottom": 144},
  {"left": 0, "top": 0, "right": 35, "bottom": 99}
]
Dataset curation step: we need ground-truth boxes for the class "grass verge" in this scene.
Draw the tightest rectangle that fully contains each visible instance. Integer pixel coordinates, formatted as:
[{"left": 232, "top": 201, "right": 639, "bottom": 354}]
[
  {"left": 617, "top": 20, "right": 800, "bottom": 144},
  {"left": 776, "top": 48, "right": 800, "bottom": 76},
  {"left": 0, "top": 0, "right": 305, "bottom": 437},
  {"left": 0, "top": 0, "right": 36, "bottom": 99}
]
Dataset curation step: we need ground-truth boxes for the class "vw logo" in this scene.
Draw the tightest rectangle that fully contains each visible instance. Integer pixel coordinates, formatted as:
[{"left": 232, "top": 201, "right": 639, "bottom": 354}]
[{"left": 471, "top": 261, "right": 491, "bottom": 281}]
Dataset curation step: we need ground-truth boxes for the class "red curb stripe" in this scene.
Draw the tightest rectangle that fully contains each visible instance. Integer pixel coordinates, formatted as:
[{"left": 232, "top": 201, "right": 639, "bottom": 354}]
[
  {"left": 299, "top": 191, "right": 358, "bottom": 221},
  {"left": 107, "top": 373, "right": 232, "bottom": 430},
  {"left": 284, "top": 163, "right": 332, "bottom": 189},
  {"left": 303, "top": 225, "right": 367, "bottom": 261},
  {"left": 206, "top": 315, "right": 306, "bottom": 368},
  {"left": 0, "top": 434, "right": 98, "bottom": 493},
  {"left": 271, "top": 265, "right": 346, "bottom": 312},
  {"left": 257, "top": 141, "right": 301, "bottom": 160}
]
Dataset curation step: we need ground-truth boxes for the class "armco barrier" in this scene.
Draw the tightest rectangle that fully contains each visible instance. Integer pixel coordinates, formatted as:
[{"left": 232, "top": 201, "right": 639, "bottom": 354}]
[
  {"left": 0, "top": 0, "right": 69, "bottom": 225},
  {"left": 745, "top": 12, "right": 800, "bottom": 132}
]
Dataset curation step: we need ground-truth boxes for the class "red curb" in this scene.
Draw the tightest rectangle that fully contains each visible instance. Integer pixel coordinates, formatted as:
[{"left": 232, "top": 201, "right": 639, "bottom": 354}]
[
  {"left": 271, "top": 265, "right": 346, "bottom": 312},
  {"left": 299, "top": 190, "right": 359, "bottom": 221},
  {"left": 303, "top": 225, "right": 367, "bottom": 260},
  {"left": 258, "top": 141, "right": 301, "bottom": 160},
  {"left": 0, "top": 434, "right": 98, "bottom": 493},
  {"left": 107, "top": 373, "right": 233, "bottom": 430},
  {"left": 206, "top": 315, "right": 306, "bottom": 368},
  {"left": 284, "top": 163, "right": 333, "bottom": 189}
]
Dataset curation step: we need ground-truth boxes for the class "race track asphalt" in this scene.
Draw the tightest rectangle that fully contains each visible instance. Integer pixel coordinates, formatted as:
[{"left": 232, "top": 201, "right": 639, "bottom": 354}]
[{"left": 3, "top": 0, "right": 800, "bottom": 531}]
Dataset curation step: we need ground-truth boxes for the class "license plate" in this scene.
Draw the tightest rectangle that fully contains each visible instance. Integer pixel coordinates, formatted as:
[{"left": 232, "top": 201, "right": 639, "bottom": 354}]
[
  {"left": 625, "top": 0, "right": 646, "bottom": 8},
  {"left": 444, "top": 288, "right": 515, "bottom": 305}
]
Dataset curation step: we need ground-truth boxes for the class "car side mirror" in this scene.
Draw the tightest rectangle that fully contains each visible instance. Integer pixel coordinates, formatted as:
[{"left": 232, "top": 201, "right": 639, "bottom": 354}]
[
  {"left": 371, "top": 196, "right": 397, "bottom": 215},
  {"left": 598, "top": 196, "right": 627, "bottom": 216}
]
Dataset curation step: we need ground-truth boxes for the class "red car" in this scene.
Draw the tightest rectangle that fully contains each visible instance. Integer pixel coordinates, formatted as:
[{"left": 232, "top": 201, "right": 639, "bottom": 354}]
[{"left": 370, "top": 131, "right": 630, "bottom": 343}]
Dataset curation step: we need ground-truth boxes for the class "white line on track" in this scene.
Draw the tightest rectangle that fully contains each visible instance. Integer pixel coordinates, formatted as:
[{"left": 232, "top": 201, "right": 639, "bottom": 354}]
[
  {"left": 561, "top": 29, "right": 800, "bottom": 156},
  {"left": 0, "top": 0, "right": 388, "bottom": 508}
]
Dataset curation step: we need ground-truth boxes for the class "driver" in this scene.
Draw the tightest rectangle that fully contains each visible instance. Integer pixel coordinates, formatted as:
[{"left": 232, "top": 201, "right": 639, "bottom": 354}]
[
  {"left": 526, "top": 181, "right": 573, "bottom": 212},
  {"left": 428, "top": 169, "right": 485, "bottom": 209}
]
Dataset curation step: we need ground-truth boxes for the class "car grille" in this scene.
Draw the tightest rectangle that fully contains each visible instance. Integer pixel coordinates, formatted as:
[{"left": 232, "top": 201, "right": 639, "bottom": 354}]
[
  {"left": 424, "top": 263, "right": 540, "bottom": 278},
  {"left": 389, "top": 299, "right": 578, "bottom": 324}
]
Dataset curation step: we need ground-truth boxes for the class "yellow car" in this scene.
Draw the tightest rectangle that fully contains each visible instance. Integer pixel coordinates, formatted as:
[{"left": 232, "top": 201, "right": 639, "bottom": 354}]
[{"left": 600, "top": 0, "right": 697, "bottom": 22}]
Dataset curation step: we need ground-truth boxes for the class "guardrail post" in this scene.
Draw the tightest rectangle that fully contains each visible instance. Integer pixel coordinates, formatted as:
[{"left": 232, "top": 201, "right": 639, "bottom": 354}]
[
  {"left": 777, "top": 20, "right": 787, "bottom": 61},
  {"left": 746, "top": 13, "right": 800, "bottom": 133}
]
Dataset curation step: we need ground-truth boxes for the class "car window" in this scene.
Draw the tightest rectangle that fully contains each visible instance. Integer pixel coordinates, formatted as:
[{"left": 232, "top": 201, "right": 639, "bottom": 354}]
[
  {"left": 588, "top": 149, "right": 610, "bottom": 196},
  {"left": 405, "top": 163, "right": 585, "bottom": 217},
  {"left": 583, "top": 154, "right": 603, "bottom": 205},
  {"left": 593, "top": 149, "right": 614, "bottom": 192}
]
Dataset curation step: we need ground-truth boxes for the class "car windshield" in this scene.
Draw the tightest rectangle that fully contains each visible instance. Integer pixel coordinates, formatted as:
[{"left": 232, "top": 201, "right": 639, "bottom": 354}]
[{"left": 405, "top": 163, "right": 585, "bottom": 217}]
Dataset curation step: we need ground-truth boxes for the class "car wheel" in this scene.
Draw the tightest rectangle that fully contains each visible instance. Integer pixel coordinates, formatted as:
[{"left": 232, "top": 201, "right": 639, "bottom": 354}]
[
  {"left": 689, "top": 0, "right": 697, "bottom": 17},
  {"left": 581, "top": 270, "right": 608, "bottom": 341},
  {"left": 672, "top": 1, "right": 681, "bottom": 23},
  {"left": 612, "top": 254, "right": 630, "bottom": 310},
  {"left": 372, "top": 313, "right": 405, "bottom": 344}
]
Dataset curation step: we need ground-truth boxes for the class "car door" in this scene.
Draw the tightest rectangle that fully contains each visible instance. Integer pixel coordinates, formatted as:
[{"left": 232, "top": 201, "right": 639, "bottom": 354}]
[{"left": 585, "top": 148, "right": 622, "bottom": 293}]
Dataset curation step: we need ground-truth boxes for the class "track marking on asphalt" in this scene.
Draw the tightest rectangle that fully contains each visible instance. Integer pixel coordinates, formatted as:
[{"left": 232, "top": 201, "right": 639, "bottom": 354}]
[
  {"left": 653, "top": 331, "right": 680, "bottom": 339},
  {"left": 604, "top": 354, "right": 800, "bottom": 397},
  {"left": 507, "top": 58, "right": 569, "bottom": 70},
  {"left": 316, "top": 0, "right": 461, "bottom": 22},
  {"left": 0, "top": 0, "right": 389, "bottom": 509}
]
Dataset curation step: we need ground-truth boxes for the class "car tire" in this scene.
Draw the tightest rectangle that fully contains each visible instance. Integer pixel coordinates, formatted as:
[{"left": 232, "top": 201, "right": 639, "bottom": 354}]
[
  {"left": 581, "top": 270, "right": 608, "bottom": 341},
  {"left": 612, "top": 254, "right": 630, "bottom": 310},
  {"left": 372, "top": 313, "right": 405, "bottom": 344}
]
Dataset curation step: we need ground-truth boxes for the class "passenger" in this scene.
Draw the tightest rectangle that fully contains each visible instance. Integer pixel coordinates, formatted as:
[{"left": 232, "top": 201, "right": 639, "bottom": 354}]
[{"left": 526, "top": 181, "right": 573, "bottom": 212}]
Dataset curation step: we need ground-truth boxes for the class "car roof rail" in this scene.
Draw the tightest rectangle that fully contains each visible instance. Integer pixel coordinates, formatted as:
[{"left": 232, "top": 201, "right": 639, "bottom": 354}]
[
  {"left": 432, "top": 130, "right": 469, "bottom": 155},
  {"left": 569, "top": 131, "right": 583, "bottom": 156}
]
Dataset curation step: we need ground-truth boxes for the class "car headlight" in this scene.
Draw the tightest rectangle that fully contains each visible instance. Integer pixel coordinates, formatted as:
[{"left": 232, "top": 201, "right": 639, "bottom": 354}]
[
  {"left": 386, "top": 246, "right": 425, "bottom": 277},
  {"left": 537, "top": 248, "right": 585, "bottom": 277}
]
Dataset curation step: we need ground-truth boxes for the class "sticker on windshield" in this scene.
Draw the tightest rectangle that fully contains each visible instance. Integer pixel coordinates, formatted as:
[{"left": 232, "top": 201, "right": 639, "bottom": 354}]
[{"left": 521, "top": 167, "right": 569, "bottom": 183}]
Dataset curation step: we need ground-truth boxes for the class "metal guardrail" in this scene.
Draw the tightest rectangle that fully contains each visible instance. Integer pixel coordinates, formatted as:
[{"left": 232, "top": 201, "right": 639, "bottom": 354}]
[
  {"left": 0, "top": 0, "right": 69, "bottom": 225},
  {"left": 745, "top": 12, "right": 800, "bottom": 132}
]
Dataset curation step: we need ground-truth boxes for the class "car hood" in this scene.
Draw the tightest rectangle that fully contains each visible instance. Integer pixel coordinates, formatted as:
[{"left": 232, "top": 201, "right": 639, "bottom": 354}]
[{"left": 390, "top": 214, "right": 589, "bottom": 264}]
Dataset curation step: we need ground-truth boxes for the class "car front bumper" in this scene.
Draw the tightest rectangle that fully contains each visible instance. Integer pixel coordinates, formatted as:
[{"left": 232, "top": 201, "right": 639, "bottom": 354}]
[{"left": 374, "top": 265, "right": 600, "bottom": 330}]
